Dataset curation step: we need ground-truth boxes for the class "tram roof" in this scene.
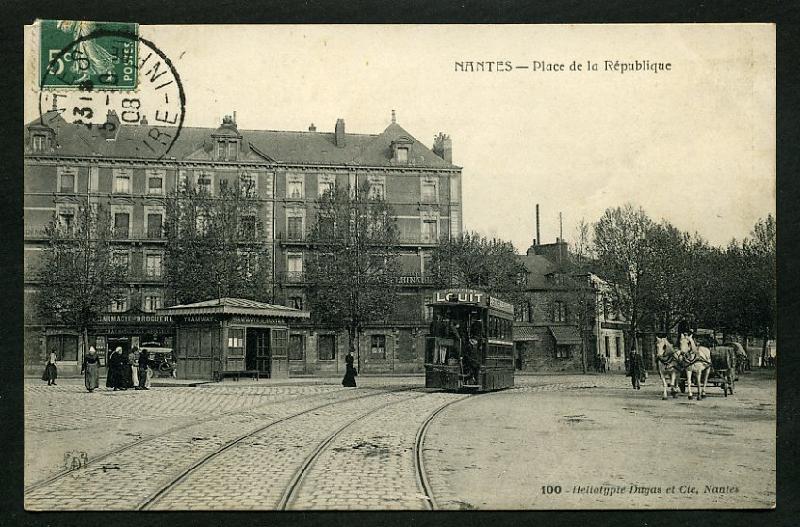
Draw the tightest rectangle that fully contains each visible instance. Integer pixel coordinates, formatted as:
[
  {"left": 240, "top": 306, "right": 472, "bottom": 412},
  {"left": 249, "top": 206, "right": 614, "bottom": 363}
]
[{"left": 159, "top": 297, "right": 311, "bottom": 319}]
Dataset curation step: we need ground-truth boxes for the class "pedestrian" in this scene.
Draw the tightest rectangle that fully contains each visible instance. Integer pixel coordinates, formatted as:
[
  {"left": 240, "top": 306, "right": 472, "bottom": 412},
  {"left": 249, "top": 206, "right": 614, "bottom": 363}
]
[
  {"left": 629, "top": 348, "right": 645, "bottom": 390},
  {"left": 129, "top": 346, "right": 140, "bottom": 389},
  {"left": 81, "top": 346, "right": 101, "bottom": 392},
  {"left": 121, "top": 349, "right": 134, "bottom": 389},
  {"left": 342, "top": 351, "right": 357, "bottom": 387},
  {"left": 42, "top": 349, "right": 58, "bottom": 386},
  {"left": 106, "top": 346, "right": 126, "bottom": 391},
  {"left": 137, "top": 349, "right": 151, "bottom": 390}
]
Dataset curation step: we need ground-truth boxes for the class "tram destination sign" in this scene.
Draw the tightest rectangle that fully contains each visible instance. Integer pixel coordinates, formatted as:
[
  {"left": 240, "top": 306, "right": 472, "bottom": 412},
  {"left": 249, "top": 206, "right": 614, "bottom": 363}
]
[{"left": 434, "top": 289, "right": 487, "bottom": 305}]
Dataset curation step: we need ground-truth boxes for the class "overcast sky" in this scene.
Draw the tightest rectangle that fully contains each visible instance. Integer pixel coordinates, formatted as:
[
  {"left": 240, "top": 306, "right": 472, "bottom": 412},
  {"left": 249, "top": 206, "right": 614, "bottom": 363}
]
[{"left": 25, "top": 24, "right": 775, "bottom": 251}]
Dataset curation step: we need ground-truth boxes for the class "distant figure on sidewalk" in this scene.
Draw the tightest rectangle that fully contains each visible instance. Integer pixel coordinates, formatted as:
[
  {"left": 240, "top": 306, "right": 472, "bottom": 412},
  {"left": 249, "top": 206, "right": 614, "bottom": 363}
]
[
  {"left": 138, "top": 349, "right": 152, "bottom": 390},
  {"left": 42, "top": 350, "right": 58, "bottom": 386},
  {"left": 82, "top": 346, "right": 101, "bottom": 392},
  {"left": 121, "top": 350, "right": 134, "bottom": 389},
  {"left": 129, "top": 347, "right": 140, "bottom": 389},
  {"left": 342, "top": 351, "right": 358, "bottom": 387},
  {"left": 106, "top": 347, "right": 126, "bottom": 391}
]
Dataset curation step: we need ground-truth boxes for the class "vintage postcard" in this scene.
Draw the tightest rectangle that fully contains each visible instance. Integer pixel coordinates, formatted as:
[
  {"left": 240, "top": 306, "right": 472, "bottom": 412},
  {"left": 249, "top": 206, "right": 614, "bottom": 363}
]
[{"left": 23, "top": 23, "right": 775, "bottom": 511}]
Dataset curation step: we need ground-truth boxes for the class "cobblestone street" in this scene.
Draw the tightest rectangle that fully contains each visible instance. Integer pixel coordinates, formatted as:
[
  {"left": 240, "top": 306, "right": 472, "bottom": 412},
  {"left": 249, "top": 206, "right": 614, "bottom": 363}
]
[{"left": 24, "top": 372, "right": 775, "bottom": 510}]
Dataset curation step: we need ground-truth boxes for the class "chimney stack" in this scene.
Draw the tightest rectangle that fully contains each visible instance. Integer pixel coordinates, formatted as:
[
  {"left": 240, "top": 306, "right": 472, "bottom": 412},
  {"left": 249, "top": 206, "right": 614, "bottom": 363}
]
[
  {"left": 334, "top": 118, "right": 345, "bottom": 147},
  {"left": 535, "top": 204, "right": 541, "bottom": 246},
  {"left": 233, "top": 110, "right": 237, "bottom": 125},
  {"left": 309, "top": 123, "right": 316, "bottom": 132},
  {"left": 391, "top": 109, "right": 396, "bottom": 124},
  {"left": 433, "top": 132, "right": 453, "bottom": 163}
]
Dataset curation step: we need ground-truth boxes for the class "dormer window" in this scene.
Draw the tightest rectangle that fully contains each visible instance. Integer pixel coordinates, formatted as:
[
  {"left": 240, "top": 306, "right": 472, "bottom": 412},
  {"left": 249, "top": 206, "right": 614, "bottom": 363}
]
[
  {"left": 391, "top": 136, "right": 413, "bottom": 163},
  {"left": 212, "top": 115, "right": 242, "bottom": 161},
  {"left": 32, "top": 134, "right": 46, "bottom": 152}
]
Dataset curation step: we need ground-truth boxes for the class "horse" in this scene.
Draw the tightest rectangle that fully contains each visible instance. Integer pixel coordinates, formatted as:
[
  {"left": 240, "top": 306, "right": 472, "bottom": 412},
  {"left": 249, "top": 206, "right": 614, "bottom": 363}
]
[
  {"left": 680, "top": 334, "right": 713, "bottom": 400},
  {"left": 655, "top": 337, "right": 683, "bottom": 400},
  {"left": 732, "top": 342, "right": 748, "bottom": 375}
]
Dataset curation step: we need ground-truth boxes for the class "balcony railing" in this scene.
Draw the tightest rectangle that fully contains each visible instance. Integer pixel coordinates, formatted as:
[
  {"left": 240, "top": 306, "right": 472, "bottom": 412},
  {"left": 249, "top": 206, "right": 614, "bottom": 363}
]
[{"left": 277, "top": 231, "right": 448, "bottom": 246}]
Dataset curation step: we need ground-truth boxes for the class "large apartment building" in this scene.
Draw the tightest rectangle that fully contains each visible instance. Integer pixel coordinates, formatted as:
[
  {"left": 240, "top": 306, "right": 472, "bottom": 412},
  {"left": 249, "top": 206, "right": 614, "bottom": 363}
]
[{"left": 24, "top": 110, "right": 462, "bottom": 375}]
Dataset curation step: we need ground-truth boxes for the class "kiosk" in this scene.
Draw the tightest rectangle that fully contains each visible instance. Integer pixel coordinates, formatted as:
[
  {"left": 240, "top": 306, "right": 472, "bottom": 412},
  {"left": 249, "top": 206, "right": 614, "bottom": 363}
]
[{"left": 159, "top": 298, "right": 310, "bottom": 381}]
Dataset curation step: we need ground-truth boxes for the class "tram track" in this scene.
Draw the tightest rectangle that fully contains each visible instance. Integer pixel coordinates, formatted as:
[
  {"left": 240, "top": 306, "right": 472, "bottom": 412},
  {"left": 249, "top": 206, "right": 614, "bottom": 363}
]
[
  {"left": 138, "top": 386, "right": 425, "bottom": 510},
  {"left": 28, "top": 379, "right": 600, "bottom": 511},
  {"left": 25, "top": 385, "right": 412, "bottom": 496},
  {"left": 277, "top": 390, "right": 430, "bottom": 510},
  {"left": 143, "top": 383, "right": 581, "bottom": 511}
]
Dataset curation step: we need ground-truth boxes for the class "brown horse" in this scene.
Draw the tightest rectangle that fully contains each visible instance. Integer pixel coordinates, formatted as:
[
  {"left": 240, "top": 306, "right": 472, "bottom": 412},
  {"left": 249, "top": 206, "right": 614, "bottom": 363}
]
[{"left": 655, "top": 337, "right": 683, "bottom": 400}]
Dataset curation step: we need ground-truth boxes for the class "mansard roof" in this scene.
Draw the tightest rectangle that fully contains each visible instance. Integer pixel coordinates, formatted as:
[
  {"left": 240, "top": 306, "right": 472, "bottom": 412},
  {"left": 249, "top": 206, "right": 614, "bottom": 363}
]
[{"left": 24, "top": 114, "right": 459, "bottom": 169}]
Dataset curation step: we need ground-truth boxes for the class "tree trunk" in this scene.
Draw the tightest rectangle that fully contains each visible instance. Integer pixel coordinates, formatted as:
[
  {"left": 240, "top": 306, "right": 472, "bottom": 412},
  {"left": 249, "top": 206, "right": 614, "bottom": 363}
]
[{"left": 81, "top": 326, "right": 89, "bottom": 366}]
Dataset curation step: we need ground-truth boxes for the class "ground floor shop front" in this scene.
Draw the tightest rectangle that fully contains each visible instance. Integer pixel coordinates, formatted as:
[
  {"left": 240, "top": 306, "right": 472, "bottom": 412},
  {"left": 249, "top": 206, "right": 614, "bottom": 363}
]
[{"left": 24, "top": 310, "right": 174, "bottom": 375}]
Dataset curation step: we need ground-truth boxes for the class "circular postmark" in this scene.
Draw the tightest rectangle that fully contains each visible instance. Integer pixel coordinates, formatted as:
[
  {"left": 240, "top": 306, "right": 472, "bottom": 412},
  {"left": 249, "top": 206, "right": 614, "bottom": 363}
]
[{"left": 38, "top": 27, "right": 185, "bottom": 160}]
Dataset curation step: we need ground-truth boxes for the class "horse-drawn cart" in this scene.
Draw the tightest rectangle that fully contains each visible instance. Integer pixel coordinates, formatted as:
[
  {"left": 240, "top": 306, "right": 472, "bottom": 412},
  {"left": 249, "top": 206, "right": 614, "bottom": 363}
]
[{"left": 677, "top": 332, "right": 735, "bottom": 397}]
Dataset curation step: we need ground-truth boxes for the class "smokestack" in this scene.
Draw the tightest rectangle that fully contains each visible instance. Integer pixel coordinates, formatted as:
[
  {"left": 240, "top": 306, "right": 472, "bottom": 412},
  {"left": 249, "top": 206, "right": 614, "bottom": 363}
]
[
  {"left": 335, "top": 118, "right": 345, "bottom": 147},
  {"left": 233, "top": 110, "right": 237, "bottom": 125},
  {"left": 536, "top": 204, "right": 540, "bottom": 246}
]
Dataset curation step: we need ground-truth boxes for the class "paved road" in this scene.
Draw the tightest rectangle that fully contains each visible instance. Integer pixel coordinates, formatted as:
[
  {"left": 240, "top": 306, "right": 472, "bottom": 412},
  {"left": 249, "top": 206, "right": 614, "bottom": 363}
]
[{"left": 24, "top": 372, "right": 774, "bottom": 510}]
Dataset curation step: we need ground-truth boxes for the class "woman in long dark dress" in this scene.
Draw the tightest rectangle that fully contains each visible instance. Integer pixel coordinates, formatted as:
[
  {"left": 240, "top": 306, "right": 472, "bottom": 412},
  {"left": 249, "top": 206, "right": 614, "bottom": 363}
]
[
  {"left": 82, "top": 346, "right": 101, "bottom": 392},
  {"left": 342, "top": 351, "right": 357, "bottom": 387},
  {"left": 106, "top": 347, "right": 125, "bottom": 391}
]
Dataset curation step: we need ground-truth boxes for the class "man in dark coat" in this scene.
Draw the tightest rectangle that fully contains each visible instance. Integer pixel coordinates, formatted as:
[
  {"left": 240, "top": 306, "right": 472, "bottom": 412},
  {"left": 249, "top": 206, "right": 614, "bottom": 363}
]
[
  {"left": 630, "top": 349, "right": 645, "bottom": 390},
  {"left": 676, "top": 317, "right": 692, "bottom": 347},
  {"left": 138, "top": 349, "right": 151, "bottom": 390}
]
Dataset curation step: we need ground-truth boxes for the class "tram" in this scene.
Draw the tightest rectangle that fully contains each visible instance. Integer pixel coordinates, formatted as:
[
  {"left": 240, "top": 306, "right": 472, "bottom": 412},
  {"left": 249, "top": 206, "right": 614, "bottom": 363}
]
[{"left": 425, "top": 288, "right": 515, "bottom": 391}]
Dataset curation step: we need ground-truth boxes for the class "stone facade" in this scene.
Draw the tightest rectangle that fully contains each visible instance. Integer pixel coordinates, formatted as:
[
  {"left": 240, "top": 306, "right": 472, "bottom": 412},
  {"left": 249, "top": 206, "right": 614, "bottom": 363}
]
[
  {"left": 24, "top": 111, "right": 462, "bottom": 376},
  {"left": 513, "top": 241, "right": 629, "bottom": 373}
]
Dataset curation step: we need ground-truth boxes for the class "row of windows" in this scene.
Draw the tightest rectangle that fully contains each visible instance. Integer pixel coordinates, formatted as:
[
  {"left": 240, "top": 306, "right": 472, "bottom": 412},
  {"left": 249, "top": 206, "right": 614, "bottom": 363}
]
[
  {"left": 50, "top": 167, "right": 443, "bottom": 202},
  {"left": 111, "top": 251, "right": 164, "bottom": 278},
  {"left": 109, "top": 292, "right": 163, "bottom": 313},
  {"left": 514, "top": 300, "right": 570, "bottom": 323},
  {"left": 288, "top": 334, "right": 401, "bottom": 361}
]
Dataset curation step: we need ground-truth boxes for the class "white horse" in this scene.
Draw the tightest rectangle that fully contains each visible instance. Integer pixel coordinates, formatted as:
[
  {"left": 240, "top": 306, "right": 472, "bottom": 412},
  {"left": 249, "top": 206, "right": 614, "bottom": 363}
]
[
  {"left": 655, "top": 337, "right": 683, "bottom": 400},
  {"left": 680, "top": 334, "right": 712, "bottom": 400}
]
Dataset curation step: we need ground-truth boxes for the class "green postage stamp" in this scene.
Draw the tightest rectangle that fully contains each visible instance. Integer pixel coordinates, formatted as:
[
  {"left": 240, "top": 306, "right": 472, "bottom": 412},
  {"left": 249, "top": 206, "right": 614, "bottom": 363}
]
[{"left": 39, "top": 20, "right": 139, "bottom": 90}]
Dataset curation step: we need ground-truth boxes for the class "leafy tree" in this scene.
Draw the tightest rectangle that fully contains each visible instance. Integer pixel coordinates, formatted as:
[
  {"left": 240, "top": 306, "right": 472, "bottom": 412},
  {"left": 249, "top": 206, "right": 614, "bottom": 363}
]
[
  {"left": 743, "top": 214, "right": 776, "bottom": 362},
  {"left": 303, "top": 182, "right": 402, "bottom": 370},
  {"left": 164, "top": 177, "right": 272, "bottom": 304},
  {"left": 592, "top": 204, "right": 656, "bottom": 359},
  {"left": 429, "top": 231, "right": 528, "bottom": 306},
  {"left": 37, "top": 202, "right": 126, "bottom": 360}
]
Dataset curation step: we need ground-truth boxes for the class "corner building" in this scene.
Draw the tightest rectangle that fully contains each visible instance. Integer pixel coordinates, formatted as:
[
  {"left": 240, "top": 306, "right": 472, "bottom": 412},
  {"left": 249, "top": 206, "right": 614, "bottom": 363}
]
[{"left": 24, "top": 111, "right": 462, "bottom": 377}]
